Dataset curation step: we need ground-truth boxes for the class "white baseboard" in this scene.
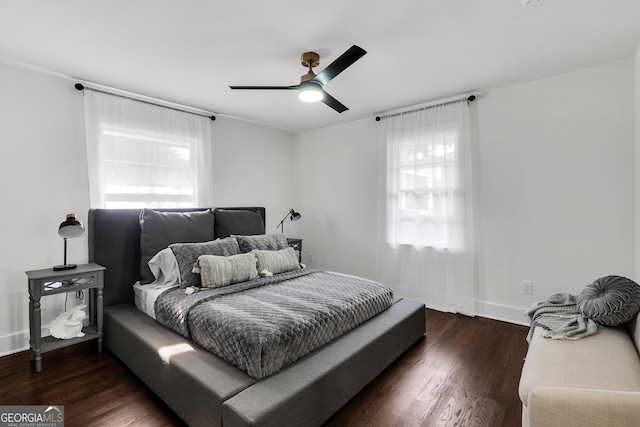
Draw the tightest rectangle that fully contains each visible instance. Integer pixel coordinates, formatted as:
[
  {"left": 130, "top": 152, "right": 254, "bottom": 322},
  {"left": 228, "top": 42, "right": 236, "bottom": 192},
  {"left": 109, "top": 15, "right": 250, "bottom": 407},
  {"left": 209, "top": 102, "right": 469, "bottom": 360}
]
[
  {"left": 0, "top": 324, "right": 57, "bottom": 357},
  {"left": 476, "top": 300, "right": 530, "bottom": 326},
  {"left": 0, "top": 330, "right": 29, "bottom": 357},
  {"left": 394, "top": 285, "right": 531, "bottom": 326}
]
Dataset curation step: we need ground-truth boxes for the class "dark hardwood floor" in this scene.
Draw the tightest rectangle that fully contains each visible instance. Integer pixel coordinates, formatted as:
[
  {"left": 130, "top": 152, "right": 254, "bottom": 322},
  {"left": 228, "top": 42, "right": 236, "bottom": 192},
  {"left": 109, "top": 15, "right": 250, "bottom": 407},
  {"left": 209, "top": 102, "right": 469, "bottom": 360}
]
[{"left": 0, "top": 310, "right": 528, "bottom": 427}]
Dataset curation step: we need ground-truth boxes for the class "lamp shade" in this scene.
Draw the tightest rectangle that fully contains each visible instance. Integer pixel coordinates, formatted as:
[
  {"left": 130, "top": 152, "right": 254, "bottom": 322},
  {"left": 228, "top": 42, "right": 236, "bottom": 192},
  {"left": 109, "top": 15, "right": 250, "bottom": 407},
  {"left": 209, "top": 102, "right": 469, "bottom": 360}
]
[
  {"left": 53, "top": 213, "right": 85, "bottom": 271},
  {"left": 58, "top": 214, "right": 85, "bottom": 238},
  {"left": 289, "top": 210, "right": 302, "bottom": 221}
]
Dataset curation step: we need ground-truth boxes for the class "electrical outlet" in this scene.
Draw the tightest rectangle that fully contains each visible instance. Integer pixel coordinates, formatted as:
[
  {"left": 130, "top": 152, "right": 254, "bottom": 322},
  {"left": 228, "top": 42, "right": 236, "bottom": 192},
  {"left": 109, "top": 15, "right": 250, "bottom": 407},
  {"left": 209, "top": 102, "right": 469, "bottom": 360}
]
[
  {"left": 522, "top": 280, "right": 533, "bottom": 295},
  {"left": 308, "top": 253, "right": 314, "bottom": 263}
]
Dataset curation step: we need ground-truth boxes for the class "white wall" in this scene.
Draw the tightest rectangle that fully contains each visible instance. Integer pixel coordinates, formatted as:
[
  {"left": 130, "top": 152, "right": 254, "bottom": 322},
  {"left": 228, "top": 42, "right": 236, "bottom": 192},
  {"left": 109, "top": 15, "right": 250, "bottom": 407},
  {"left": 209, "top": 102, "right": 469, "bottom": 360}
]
[
  {"left": 0, "top": 62, "right": 89, "bottom": 356},
  {"left": 295, "top": 58, "right": 636, "bottom": 324},
  {"left": 211, "top": 117, "right": 297, "bottom": 233},
  {"left": 477, "top": 59, "right": 635, "bottom": 322},
  {"left": 635, "top": 45, "right": 640, "bottom": 277},
  {"left": 0, "top": 61, "right": 295, "bottom": 356},
  {"left": 294, "top": 118, "right": 379, "bottom": 277}
]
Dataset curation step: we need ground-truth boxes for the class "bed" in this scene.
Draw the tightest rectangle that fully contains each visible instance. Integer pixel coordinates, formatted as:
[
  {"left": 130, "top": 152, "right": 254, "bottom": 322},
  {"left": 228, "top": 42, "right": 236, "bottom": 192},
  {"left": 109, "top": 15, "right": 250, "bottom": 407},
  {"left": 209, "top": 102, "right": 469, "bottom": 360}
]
[{"left": 88, "top": 207, "right": 426, "bottom": 426}]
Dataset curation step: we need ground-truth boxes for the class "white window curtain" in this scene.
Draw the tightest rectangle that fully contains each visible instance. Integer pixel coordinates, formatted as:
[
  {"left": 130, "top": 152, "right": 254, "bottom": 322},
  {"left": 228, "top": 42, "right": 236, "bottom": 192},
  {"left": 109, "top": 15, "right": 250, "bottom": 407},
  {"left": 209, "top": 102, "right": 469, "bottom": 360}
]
[
  {"left": 376, "top": 99, "right": 478, "bottom": 315},
  {"left": 83, "top": 90, "right": 213, "bottom": 208}
]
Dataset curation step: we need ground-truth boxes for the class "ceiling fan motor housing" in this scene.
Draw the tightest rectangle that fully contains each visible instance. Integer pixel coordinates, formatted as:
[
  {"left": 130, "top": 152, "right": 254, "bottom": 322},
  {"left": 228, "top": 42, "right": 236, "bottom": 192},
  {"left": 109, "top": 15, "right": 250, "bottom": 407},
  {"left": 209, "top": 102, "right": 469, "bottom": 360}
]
[
  {"left": 300, "top": 51, "right": 320, "bottom": 82},
  {"left": 301, "top": 52, "right": 320, "bottom": 68}
]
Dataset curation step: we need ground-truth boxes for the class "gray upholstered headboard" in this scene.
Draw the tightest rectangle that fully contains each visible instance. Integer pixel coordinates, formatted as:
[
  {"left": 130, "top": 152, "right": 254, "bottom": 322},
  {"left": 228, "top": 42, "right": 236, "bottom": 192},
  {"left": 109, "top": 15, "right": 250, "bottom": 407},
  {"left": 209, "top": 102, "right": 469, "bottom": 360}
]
[{"left": 88, "top": 207, "right": 266, "bottom": 306}]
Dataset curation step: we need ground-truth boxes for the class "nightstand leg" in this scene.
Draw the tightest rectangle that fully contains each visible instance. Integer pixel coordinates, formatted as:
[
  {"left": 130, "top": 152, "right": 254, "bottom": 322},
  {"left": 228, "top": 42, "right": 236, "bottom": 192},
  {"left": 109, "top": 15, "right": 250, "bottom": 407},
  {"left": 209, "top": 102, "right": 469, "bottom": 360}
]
[
  {"left": 28, "top": 295, "right": 34, "bottom": 360},
  {"left": 97, "top": 287, "right": 103, "bottom": 353},
  {"left": 32, "top": 298, "right": 42, "bottom": 372}
]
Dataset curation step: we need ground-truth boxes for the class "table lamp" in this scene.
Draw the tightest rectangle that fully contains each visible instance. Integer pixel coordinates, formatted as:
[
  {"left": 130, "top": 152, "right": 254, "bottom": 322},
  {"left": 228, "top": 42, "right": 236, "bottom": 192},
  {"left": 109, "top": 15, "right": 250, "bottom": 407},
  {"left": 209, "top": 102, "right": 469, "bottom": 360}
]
[{"left": 53, "top": 213, "right": 85, "bottom": 271}]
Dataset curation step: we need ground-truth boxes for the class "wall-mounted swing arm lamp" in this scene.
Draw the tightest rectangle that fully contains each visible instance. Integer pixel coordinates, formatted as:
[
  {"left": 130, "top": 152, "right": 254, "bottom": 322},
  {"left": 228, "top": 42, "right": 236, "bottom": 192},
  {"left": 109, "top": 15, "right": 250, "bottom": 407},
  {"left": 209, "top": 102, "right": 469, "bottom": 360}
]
[
  {"left": 276, "top": 209, "right": 302, "bottom": 234},
  {"left": 53, "top": 213, "right": 85, "bottom": 271}
]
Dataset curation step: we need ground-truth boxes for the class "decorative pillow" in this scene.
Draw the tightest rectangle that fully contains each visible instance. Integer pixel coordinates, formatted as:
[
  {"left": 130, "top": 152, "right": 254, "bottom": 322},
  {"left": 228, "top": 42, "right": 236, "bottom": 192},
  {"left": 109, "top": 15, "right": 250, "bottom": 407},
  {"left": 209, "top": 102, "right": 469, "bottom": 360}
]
[
  {"left": 169, "top": 237, "right": 240, "bottom": 288},
  {"left": 193, "top": 253, "right": 258, "bottom": 288},
  {"left": 147, "top": 248, "right": 180, "bottom": 287},
  {"left": 214, "top": 209, "right": 264, "bottom": 239},
  {"left": 577, "top": 275, "right": 640, "bottom": 326},
  {"left": 235, "top": 233, "right": 288, "bottom": 253},
  {"left": 139, "top": 209, "right": 215, "bottom": 284},
  {"left": 253, "top": 247, "right": 300, "bottom": 275}
]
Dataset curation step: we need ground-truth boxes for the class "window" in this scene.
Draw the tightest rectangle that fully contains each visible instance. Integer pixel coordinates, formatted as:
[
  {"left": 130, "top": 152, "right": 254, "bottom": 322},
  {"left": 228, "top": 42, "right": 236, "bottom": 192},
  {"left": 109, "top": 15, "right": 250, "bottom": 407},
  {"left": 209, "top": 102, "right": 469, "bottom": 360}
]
[
  {"left": 377, "top": 99, "right": 478, "bottom": 316},
  {"left": 99, "top": 125, "right": 197, "bottom": 208},
  {"left": 383, "top": 100, "right": 471, "bottom": 251},
  {"left": 83, "top": 90, "right": 213, "bottom": 208},
  {"left": 395, "top": 127, "right": 460, "bottom": 249}
]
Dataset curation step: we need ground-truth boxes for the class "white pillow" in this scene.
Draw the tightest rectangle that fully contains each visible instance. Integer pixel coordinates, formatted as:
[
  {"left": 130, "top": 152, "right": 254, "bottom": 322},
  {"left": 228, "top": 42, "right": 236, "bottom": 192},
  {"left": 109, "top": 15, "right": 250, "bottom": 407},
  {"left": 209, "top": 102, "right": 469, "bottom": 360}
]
[
  {"left": 148, "top": 248, "right": 180, "bottom": 287},
  {"left": 194, "top": 253, "right": 258, "bottom": 288}
]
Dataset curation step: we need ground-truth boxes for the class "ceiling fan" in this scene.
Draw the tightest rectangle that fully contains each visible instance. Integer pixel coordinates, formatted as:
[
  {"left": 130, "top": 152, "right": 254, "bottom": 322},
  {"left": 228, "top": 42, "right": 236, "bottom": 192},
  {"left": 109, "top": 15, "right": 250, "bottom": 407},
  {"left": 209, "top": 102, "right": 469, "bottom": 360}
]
[{"left": 229, "top": 45, "right": 367, "bottom": 113}]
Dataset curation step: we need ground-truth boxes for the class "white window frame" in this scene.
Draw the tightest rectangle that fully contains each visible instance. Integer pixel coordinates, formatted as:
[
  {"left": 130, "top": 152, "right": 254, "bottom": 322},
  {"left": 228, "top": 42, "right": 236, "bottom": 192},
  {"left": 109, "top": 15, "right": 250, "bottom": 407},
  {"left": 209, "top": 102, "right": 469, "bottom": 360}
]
[{"left": 386, "top": 115, "right": 466, "bottom": 251}]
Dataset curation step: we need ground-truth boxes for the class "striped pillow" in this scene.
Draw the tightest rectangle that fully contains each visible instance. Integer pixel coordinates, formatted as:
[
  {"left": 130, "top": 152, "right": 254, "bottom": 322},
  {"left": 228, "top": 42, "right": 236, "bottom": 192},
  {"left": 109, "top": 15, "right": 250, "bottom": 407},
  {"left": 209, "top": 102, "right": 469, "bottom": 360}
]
[
  {"left": 193, "top": 253, "right": 258, "bottom": 288},
  {"left": 253, "top": 247, "right": 300, "bottom": 275}
]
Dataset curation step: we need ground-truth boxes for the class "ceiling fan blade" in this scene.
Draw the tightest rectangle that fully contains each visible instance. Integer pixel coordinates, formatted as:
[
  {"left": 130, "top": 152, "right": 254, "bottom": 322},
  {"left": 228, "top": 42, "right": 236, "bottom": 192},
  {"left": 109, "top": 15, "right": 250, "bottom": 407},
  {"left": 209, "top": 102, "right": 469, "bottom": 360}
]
[
  {"left": 321, "top": 90, "right": 348, "bottom": 113},
  {"left": 312, "top": 45, "right": 367, "bottom": 86},
  {"left": 229, "top": 85, "right": 299, "bottom": 90}
]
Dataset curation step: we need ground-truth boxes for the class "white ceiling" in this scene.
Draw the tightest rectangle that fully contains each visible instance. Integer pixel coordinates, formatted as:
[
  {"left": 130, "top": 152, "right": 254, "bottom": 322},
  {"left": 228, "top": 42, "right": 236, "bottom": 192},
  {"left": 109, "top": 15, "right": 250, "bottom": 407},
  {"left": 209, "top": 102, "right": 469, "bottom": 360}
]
[{"left": 1, "top": 1, "right": 639, "bottom": 133}]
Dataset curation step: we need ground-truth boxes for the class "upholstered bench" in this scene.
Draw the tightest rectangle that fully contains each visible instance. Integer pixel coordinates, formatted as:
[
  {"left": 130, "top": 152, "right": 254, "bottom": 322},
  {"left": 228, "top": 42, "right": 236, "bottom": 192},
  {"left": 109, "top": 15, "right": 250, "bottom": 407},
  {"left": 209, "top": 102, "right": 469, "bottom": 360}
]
[{"left": 519, "top": 276, "right": 640, "bottom": 427}]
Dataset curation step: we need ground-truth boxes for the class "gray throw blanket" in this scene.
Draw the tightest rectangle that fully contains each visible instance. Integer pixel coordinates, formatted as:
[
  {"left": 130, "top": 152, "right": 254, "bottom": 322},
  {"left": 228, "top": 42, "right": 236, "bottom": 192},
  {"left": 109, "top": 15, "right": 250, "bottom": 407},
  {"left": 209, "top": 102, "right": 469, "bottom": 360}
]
[{"left": 526, "top": 293, "right": 598, "bottom": 343}]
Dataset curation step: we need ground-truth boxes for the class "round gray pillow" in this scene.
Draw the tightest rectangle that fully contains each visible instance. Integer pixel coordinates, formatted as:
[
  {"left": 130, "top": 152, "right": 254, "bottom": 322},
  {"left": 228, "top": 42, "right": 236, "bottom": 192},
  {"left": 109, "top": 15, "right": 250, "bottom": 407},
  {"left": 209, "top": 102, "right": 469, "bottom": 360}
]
[{"left": 577, "top": 275, "right": 640, "bottom": 326}]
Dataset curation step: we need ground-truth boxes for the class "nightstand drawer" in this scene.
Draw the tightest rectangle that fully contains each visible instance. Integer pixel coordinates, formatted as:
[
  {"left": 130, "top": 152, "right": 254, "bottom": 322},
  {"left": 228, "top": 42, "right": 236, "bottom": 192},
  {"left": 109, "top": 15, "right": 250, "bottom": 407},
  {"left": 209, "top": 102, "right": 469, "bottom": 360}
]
[{"left": 27, "top": 263, "right": 104, "bottom": 296}]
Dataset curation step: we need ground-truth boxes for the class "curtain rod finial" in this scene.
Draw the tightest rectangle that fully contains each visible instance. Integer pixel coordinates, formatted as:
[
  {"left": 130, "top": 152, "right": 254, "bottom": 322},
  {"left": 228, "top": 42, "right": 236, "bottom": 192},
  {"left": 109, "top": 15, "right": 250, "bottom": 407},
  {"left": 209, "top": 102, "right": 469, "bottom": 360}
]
[
  {"left": 74, "top": 83, "right": 85, "bottom": 91},
  {"left": 375, "top": 116, "right": 381, "bottom": 121}
]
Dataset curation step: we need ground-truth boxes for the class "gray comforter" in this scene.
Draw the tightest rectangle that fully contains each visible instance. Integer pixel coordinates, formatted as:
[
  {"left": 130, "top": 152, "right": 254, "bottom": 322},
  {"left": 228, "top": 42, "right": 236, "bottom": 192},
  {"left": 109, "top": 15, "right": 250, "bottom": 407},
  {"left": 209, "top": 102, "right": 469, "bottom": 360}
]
[{"left": 155, "top": 268, "right": 393, "bottom": 379}]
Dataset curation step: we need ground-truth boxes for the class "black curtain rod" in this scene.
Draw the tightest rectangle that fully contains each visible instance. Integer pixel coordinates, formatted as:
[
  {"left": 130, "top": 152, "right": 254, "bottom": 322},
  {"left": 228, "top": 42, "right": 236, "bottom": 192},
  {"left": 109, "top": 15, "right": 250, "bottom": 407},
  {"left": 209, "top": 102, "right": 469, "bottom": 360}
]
[
  {"left": 375, "top": 95, "right": 475, "bottom": 122},
  {"left": 74, "top": 83, "right": 216, "bottom": 121}
]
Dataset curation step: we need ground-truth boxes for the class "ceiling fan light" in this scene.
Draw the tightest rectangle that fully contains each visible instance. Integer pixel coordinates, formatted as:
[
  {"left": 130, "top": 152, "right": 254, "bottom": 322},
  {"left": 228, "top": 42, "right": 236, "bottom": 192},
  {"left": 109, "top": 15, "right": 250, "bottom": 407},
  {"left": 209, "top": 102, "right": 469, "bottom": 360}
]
[{"left": 299, "top": 85, "right": 323, "bottom": 103}]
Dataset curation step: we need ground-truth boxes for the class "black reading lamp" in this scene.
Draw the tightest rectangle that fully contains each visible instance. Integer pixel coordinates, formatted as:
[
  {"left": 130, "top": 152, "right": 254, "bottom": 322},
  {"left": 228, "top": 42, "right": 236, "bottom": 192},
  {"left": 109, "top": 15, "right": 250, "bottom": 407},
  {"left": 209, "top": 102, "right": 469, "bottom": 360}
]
[
  {"left": 276, "top": 209, "right": 301, "bottom": 234},
  {"left": 53, "top": 213, "right": 85, "bottom": 271}
]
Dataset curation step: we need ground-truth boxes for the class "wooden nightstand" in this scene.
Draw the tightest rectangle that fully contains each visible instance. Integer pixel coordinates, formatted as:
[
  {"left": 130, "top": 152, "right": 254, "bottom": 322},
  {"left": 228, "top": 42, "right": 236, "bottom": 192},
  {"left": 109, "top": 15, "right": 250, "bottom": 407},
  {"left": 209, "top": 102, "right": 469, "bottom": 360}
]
[
  {"left": 26, "top": 263, "right": 105, "bottom": 372},
  {"left": 287, "top": 238, "right": 302, "bottom": 263}
]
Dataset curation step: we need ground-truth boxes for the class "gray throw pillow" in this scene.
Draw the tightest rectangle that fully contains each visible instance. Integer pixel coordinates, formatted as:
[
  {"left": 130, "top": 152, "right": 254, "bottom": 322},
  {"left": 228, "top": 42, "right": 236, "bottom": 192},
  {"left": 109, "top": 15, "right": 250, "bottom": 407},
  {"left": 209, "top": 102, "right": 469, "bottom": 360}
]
[
  {"left": 139, "top": 209, "right": 215, "bottom": 284},
  {"left": 235, "top": 233, "right": 288, "bottom": 253},
  {"left": 169, "top": 237, "right": 240, "bottom": 288},
  {"left": 577, "top": 275, "right": 640, "bottom": 326}
]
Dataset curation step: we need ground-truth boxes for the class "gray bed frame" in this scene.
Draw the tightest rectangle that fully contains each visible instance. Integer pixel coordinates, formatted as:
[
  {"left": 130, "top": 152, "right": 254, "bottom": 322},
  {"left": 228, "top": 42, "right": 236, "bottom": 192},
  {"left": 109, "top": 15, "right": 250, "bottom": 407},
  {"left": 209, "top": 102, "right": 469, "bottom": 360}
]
[{"left": 88, "top": 207, "right": 426, "bottom": 426}]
